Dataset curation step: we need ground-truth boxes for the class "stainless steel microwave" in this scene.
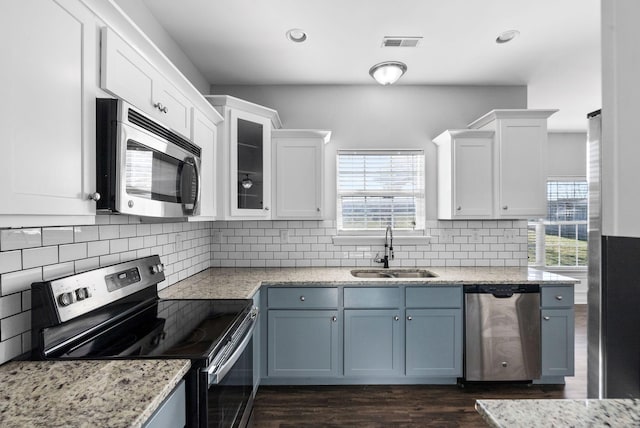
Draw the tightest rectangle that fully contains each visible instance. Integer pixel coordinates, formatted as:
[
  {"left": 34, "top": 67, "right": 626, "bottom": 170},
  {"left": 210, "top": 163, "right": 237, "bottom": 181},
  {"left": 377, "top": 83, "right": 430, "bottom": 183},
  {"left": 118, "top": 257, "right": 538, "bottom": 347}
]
[{"left": 96, "top": 98, "right": 201, "bottom": 218}]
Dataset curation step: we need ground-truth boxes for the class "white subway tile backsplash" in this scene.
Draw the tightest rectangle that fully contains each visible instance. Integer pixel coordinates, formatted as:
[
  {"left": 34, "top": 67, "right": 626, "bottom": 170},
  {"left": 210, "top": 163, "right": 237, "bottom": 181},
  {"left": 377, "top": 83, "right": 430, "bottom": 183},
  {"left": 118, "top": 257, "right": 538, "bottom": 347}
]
[
  {"left": 23, "top": 246, "right": 58, "bottom": 269},
  {"left": 99, "top": 225, "right": 120, "bottom": 240},
  {"left": 75, "top": 257, "right": 100, "bottom": 273},
  {"left": 0, "top": 251, "right": 21, "bottom": 274},
  {"left": 1, "top": 268, "right": 42, "bottom": 296},
  {"left": 74, "top": 226, "right": 100, "bottom": 242},
  {"left": 0, "top": 294, "right": 21, "bottom": 319},
  {"left": 42, "top": 262, "right": 74, "bottom": 281},
  {"left": 1, "top": 311, "right": 30, "bottom": 341},
  {"left": 59, "top": 243, "right": 88, "bottom": 262},
  {"left": 87, "top": 240, "right": 110, "bottom": 257},
  {"left": 0, "top": 335, "right": 22, "bottom": 365},
  {"left": 1, "top": 229, "right": 42, "bottom": 251},
  {"left": 42, "top": 227, "right": 74, "bottom": 246}
]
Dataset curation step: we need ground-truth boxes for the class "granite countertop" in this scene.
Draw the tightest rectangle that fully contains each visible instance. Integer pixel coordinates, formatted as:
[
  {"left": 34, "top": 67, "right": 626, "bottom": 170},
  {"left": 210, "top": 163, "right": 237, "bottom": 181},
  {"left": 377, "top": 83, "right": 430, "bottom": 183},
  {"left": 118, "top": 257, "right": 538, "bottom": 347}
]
[
  {"left": 476, "top": 399, "right": 640, "bottom": 427},
  {"left": 158, "top": 266, "right": 579, "bottom": 300},
  {"left": 0, "top": 359, "right": 190, "bottom": 428}
]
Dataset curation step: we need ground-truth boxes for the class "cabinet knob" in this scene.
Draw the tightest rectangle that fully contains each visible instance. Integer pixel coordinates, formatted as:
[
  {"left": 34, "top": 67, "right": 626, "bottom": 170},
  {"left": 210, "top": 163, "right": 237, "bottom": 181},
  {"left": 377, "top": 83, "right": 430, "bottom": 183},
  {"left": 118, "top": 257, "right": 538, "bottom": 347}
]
[
  {"left": 394, "top": 316, "right": 399, "bottom": 321},
  {"left": 88, "top": 192, "right": 101, "bottom": 201},
  {"left": 162, "top": 106, "right": 168, "bottom": 113},
  {"left": 332, "top": 315, "right": 337, "bottom": 322},
  {"left": 543, "top": 316, "right": 550, "bottom": 321},
  {"left": 407, "top": 316, "right": 413, "bottom": 321},
  {"left": 300, "top": 296, "right": 305, "bottom": 301},
  {"left": 456, "top": 206, "right": 462, "bottom": 211},
  {"left": 264, "top": 207, "right": 270, "bottom": 211},
  {"left": 153, "top": 102, "right": 164, "bottom": 111},
  {"left": 317, "top": 208, "right": 321, "bottom": 212},
  {"left": 502, "top": 205, "right": 509, "bottom": 210},
  {"left": 555, "top": 295, "right": 563, "bottom": 301}
]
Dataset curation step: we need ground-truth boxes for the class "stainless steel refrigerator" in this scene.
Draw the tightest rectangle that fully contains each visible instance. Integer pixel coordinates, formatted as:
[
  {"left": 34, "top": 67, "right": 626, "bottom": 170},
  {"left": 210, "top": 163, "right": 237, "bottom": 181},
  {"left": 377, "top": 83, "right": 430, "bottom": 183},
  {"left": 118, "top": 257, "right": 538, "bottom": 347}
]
[{"left": 587, "top": 109, "right": 640, "bottom": 399}]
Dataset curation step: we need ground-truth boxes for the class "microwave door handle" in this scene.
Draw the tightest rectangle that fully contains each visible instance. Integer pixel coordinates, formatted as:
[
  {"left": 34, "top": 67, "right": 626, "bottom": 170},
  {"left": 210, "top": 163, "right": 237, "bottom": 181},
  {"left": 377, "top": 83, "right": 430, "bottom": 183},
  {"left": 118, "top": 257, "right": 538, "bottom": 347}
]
[
  {"left": 180, "top": 157, "right": 199, "bottom": 215},
  {"left": 192, "top": 157, "right": 201, "bottom": 215},
  {"left": 207, "top": 317, "right": 257, "bottom": 386}
]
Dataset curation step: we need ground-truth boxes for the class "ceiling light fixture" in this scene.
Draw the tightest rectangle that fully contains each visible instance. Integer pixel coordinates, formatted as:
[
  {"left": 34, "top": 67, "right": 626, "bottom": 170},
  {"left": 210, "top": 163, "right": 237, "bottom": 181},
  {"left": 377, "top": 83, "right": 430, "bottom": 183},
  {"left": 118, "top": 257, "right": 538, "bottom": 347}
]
[
  {"left": 496, "top": 30, "right": 520, "bottom": 44},
  {"left": 369, "top": 61, "right": 407, "bottom": 85},
  {"left": 286, "top": 28, "right": 307, "bottom": 43}
]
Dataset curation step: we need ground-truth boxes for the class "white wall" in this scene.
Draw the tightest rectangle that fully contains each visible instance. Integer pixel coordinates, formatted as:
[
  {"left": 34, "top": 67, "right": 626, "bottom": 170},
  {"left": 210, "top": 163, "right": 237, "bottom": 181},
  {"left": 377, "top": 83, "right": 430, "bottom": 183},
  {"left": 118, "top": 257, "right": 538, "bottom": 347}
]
[
  {"left": 211, "top": 84, "right": 527, "bottom": 220},
  {"left": 113, "top": 0, "right": 210, "bottom": 94},
  {"left": 601, "top": 0, "right": 640, "bottom": 238},
  {"left": 547, "top": 132, "right": 587, "bottom": 178}
]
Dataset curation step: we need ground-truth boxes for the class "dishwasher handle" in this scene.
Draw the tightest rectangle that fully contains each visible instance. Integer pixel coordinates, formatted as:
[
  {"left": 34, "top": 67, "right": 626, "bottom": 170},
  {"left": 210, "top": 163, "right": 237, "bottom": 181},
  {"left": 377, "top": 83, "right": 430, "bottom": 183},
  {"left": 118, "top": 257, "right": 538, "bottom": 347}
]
[{"left": 492, "top": 292, "right": 514, "bottom": 298}]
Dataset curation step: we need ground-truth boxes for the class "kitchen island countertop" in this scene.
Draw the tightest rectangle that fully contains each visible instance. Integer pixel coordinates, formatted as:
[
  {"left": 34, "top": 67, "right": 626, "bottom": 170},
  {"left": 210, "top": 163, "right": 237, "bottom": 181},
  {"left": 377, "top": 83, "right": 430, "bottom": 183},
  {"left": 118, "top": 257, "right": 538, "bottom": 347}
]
[
  {"left": 476, "top": 398, "right": 640, "bottom": 427},
  {"left": 0, "top": 359, "right": 190, "bottom": 428},
  {"left": 159, "top": 266, "right": 579, "bottom": 300}
]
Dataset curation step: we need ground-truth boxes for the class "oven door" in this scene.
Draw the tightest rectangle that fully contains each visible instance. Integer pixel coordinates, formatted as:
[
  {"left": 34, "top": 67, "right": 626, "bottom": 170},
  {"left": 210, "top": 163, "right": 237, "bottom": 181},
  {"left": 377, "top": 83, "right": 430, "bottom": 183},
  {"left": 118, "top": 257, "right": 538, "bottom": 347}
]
[
  {"left": 199, "top": 315, "right": 256, "bottom": 428},
  {"left": 117, "top": 122, "right": 201, "bottom": 218}
]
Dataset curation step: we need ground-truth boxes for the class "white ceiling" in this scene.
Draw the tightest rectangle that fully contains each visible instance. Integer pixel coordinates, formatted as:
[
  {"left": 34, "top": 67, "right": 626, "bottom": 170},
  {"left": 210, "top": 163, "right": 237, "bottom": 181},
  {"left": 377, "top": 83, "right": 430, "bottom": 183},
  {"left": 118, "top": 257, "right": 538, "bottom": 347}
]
[{"left": 141, "top": 0, "right": 601, "bottom": 131}]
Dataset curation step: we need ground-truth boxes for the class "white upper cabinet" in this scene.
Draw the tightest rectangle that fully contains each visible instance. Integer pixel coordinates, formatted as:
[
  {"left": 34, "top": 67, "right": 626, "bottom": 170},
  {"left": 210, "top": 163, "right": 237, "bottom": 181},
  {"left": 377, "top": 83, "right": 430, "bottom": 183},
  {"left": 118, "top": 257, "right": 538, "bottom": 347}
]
[
  {"left": 272, "top": 130, "right": 331, "bottom": 220},
  {"left": 190, "top": 108, "right": 223, "bottom": 220},
  {"left": 433, "top": 130, "right": 494, "bottom": 219},
  {"left": 468, "top": 109, "right": 557, "bottom": 219},
  {"left": 0, "top": 0, "right": 100, "bottom": 226},
  {"left": 207, "top": 95, "right": 282, "bottom": 220},
  {"left": 101, "top": 27, "right": 193, "bottom": 139}
]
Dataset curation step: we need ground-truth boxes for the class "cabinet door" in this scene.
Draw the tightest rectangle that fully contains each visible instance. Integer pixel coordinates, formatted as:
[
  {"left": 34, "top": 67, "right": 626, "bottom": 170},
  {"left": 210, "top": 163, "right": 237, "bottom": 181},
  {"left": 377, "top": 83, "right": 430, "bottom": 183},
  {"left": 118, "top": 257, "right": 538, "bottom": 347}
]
[
  {"left": 190, "top": 109, "right": 217, "bottom": 220},
  {"left": 344, "top": 309, "right": 403, "bottom": 377},
  {"left": 267, "top": 310, "right": 339, "bottom": 377},
  {"left": 154, "top": 77, "right": 192, "bottom": 139},
  {"left": 541, "top": 308, "right": 575, "bottom": 376},
  {"left": 406, "top": 309, "right": 462, "bottom": 377},
  {"left": 453, "top": 138, "right": 493, "bottom": 218},
  {"left": 101, "top": 27, "right": 192, "bottom": 139},
  {"left": 230, "top": 110, "right": 272, "bottom": 218},
  {"left": 274, "top": 139, "right": 323, "bottom": 219},
  {"left": 497, "top": 119, "right": 547, "bottom": 218},
  {"left": 0, "top": 0, "right": 97, "bottom": 220}
]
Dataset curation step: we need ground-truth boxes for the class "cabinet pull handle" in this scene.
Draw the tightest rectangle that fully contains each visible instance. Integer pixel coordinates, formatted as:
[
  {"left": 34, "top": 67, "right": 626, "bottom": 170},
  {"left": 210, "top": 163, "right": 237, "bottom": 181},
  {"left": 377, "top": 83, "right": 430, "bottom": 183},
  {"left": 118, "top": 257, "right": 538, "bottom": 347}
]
[
  {"left": 88, "top": 192, "right": 101, "bottom": 201},
  {"left": 555, "top": 295, "right": 563, "bottom": 301},
  {"left": 502, "top": 205, "right": 509, "bottom": 210},
  {"left": 543, "top": 316, "right": 550, "bottom": 321},
  {"left": 407, "top": 316, "right": 413, "bottom": 321},
  {"left": 300, "top": 296, "right": 305, "bottom": 301},
  {"left": 394, "top": 316, "right": 399, "bottom": 321},
  {"left": 332, "top": 315, "right": 337, "bottom": 322},
  {"left": 264, "top": 207, "right": 270, "bottom": 211}
]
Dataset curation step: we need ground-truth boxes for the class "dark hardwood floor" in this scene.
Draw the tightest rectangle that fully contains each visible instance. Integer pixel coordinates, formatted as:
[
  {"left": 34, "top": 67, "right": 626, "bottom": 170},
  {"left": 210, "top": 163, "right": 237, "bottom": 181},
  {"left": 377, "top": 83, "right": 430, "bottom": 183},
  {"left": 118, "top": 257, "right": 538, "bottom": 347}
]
[{"left": 251, "top": 305, "right": 587, "bottom": 427}]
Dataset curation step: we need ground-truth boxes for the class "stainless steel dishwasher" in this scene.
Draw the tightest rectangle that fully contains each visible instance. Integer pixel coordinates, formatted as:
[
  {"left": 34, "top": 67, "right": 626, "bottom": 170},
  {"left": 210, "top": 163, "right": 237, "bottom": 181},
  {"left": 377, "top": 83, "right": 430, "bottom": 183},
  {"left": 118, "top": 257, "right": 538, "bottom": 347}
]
[{"left": 464, "top": 284, "right": 541, "bottom": 381}]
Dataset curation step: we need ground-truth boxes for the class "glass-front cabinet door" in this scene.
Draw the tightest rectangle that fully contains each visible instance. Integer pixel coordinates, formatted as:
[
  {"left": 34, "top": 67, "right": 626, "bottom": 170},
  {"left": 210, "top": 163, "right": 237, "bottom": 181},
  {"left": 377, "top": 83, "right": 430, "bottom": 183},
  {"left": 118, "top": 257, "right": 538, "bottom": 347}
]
[{"left": 230, "top": 109, "right": 272, "bottom": 217}]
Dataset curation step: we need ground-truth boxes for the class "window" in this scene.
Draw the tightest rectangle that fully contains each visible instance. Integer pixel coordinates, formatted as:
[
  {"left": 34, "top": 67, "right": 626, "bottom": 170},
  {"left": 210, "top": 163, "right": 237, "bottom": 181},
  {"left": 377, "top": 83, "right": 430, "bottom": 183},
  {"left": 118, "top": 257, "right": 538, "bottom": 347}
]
[
  {"left": 336, "top": 150, "right": 425, "bottom": 231},
  {"left": 528, "top": 180, "right": 588, "bottom": 267}
]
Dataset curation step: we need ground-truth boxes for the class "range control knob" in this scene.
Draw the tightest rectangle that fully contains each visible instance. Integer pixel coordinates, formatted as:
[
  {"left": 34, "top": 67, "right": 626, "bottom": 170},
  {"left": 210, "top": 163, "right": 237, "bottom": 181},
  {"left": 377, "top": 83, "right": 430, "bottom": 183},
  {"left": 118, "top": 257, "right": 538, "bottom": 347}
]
[
  {"left": 57, "top": 292, "right": 75, "bottom": 307},
  {"left": 150, "top": 263, "right": 165, "bottom": 274},
  {"left": 75, "top": 287, "right": 91, "bottom": 301}
]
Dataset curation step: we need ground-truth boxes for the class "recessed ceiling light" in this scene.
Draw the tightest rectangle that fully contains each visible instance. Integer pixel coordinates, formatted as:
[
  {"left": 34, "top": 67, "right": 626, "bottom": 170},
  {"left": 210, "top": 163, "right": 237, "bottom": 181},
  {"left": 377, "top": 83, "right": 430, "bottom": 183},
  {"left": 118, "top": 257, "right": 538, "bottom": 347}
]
[
  {"left": 286, "top": 28, "right": 307, "bottom": 43},
  {"left": 496, "top": 30, "right": 520, "bottom": 44}
]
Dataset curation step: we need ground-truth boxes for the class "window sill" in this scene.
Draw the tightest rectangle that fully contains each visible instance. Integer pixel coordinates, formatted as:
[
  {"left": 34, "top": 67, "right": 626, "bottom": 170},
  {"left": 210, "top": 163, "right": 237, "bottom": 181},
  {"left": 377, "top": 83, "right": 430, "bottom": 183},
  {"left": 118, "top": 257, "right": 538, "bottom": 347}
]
[{"left": 332, "top": 235, "right": 431, "bottom": 246}]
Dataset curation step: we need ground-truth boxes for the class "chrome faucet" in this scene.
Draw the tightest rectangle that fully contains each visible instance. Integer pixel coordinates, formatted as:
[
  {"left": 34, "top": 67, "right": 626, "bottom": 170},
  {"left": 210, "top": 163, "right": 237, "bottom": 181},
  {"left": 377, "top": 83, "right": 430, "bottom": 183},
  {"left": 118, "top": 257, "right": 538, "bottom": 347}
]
[{"left": 374, "top": 225, "right": 394, "bottom": 268}]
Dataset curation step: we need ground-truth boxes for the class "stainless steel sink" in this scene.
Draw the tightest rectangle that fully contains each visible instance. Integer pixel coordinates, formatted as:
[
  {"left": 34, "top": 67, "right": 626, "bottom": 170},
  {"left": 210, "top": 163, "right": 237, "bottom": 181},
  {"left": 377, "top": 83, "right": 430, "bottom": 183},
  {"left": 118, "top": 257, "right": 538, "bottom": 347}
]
[{"left": 350, "top": 269, "right": 438, "bottom": 279}]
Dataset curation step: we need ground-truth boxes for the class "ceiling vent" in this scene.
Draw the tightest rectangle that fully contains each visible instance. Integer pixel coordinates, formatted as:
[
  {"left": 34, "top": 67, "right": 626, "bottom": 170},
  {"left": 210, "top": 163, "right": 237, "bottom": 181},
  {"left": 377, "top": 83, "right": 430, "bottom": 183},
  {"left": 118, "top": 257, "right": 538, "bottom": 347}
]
[{"left": 381, "top": 36, "right": 422, "bottom": 48}]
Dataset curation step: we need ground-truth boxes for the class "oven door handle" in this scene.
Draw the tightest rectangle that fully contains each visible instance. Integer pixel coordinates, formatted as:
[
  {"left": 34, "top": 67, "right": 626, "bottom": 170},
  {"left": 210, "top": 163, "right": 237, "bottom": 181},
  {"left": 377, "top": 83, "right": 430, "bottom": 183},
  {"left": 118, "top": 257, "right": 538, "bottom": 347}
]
[{"left": 207, "top": 314, "right": 257, "bottom": 385}]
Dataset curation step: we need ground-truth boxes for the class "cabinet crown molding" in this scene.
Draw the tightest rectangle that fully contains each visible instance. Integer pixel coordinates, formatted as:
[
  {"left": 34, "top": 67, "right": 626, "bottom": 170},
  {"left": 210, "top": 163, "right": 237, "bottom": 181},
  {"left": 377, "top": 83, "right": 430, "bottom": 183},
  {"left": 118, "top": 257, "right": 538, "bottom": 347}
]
[
  {"left": 272, "top": 129, "right": 332, "bottom": 143},
  {"left": 468, "top": 109, "right": 559, "bottom": 129},
  {"left": 432, "top": 129, "right": 494, "bottom": 145},
  {"left": 205, "top": 94, "right": 282, "bottom": 129}
]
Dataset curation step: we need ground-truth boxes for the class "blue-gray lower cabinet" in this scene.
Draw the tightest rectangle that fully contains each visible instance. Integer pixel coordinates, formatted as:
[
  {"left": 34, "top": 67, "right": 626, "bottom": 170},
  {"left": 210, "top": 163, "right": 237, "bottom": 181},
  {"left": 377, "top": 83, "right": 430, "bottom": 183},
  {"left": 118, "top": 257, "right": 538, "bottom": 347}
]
[
  {"left": 405, "top": 309, "right": 463, "bottom": 377},
  {"left": 344, "top": 309, "right": 403, "bottom": 377},
  {"left": 267, "top": 310, "right": 340, "bottom": 377},
  {"left": 541, "top": 308, "right": 575, "bottom": 377}
]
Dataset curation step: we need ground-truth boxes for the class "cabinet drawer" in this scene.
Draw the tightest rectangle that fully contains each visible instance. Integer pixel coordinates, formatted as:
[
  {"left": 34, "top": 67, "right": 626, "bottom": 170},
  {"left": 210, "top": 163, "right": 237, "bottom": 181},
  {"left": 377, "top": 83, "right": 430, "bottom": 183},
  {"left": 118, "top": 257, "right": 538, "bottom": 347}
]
[
  {"left": 344, "top": 287, "right": 400, "bottom": 308},
  {"left": 406, "top": 286, "right": 462, "bottom": 308},
  {"left": 541, "top": 286, "right": 574, "bottom": 308},
  {"left": 268, "top": 287, "right": 338, "bottom": 308}
]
